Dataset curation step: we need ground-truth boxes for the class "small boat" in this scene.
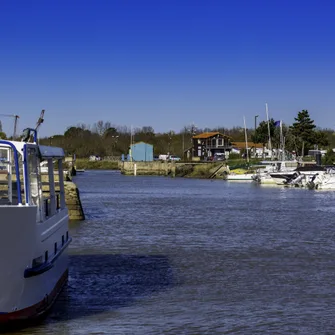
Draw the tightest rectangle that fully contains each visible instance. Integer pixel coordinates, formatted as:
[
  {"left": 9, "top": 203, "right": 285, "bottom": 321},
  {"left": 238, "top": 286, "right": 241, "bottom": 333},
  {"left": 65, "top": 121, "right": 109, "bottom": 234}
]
[
  {"left": 252, "top": 161, "right": 297, "bottom": 185},
  {"left": 76, "top": 168, "right": 85, "bottom": 173},
  {"left": 40, "top": 160, "right": 49, "bottom": 173},
  {"left": 225, "top": 173, "right": 253, "bottom": 181},
  {"left": 270, "top": 165, "right": 326, "bottom": 186},
  {"left": 0, "top": 127, "right": 71, "bottom": 327},
  {"left": 306, "top": 168, "right": 335, "bottom": 190},
  {"left": 223, "top": 168, "right": 254, "bottom": 181}
]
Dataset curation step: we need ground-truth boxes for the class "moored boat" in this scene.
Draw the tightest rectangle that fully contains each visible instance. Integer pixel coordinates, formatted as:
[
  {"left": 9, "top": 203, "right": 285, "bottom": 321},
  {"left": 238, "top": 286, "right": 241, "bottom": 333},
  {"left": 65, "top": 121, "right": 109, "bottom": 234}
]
[
  {"left": 270, "top": 165, "right": 325, "bottom": 186},
  {"left": 225, "top": 173, "right": 253, "bottom": 181},
  {"left": 0, "top": 128, "right": 71, "bottom": 327},
  {"left": 252, "top": 161, "right": 297, "bottom": 185},
  {"left": 306, "top": 168, "right": 335, "bottom": 190}
]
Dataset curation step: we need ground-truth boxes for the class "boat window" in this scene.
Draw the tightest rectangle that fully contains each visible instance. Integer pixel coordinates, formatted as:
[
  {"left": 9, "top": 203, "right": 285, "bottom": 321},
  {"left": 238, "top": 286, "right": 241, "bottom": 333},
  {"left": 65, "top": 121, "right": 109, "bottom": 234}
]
[
  {"left": 27, "top": 147, "right": 41, "bottom": 206},
  {"left": 26, "top": 147, "right": 43, "bottom": 221},
  {"left": 0, "top": 146, "right": 23, "bottom": 205}
]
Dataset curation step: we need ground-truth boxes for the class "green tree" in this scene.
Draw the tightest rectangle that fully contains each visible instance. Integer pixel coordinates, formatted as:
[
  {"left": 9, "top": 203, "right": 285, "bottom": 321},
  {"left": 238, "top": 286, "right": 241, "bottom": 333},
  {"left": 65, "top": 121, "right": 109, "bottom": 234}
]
[
  {"left": 252, "top": 119, "right": 275, "bottom": 153},
  {"left": 313, "top": 130, "right": 329, "bottom": 148},
  {"left": 0, "top": 131, "right": 6, "bottom": 139},
  {"left": 103, "top": 127, "right": 118, "bottom": 138},
  {"left": 322, "top": 149, "right": 335, "bottom": 165},
  {"left": 290, "top": 110, "right": 316, "bottom": 156}
]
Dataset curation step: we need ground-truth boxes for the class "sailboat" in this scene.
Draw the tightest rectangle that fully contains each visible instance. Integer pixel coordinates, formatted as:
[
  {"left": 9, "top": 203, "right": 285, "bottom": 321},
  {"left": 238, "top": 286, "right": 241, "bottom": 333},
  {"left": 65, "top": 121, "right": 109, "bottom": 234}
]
[
  {"left": 225, "top": 117, "right": 254, "bottom": 181},
  {"left": 251, "top": 105, "right": 298, "bottom": 184}
]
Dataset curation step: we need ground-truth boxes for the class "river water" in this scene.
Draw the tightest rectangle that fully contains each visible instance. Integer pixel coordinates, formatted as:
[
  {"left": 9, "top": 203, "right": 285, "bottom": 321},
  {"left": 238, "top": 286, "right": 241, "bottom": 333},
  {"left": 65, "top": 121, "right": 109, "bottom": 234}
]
[{"left": 11, "top": 170, "right": 335, "bottom": 334}]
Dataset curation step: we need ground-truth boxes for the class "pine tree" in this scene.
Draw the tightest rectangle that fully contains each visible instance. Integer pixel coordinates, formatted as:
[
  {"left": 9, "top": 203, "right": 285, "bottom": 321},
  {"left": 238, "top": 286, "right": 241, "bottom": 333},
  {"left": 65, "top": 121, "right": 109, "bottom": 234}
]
[{"left": 290, "top": 110, "right": 316, "bottom": 156}]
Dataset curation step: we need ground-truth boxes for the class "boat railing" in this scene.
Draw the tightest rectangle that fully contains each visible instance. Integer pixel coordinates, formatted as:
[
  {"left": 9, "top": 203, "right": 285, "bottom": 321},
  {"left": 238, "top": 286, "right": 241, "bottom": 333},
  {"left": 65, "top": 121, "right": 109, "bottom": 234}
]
[{"left": 0, "top": 141, "right": 23, "bottom": 205}]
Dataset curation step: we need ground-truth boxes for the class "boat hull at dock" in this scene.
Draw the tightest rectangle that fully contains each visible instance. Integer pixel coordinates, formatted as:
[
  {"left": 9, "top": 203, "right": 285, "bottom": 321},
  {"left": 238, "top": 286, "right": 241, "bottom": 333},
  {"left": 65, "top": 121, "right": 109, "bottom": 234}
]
[
  {"left": 0, "top": 138, "right": 72, "bottom": 329},
  {"left": 0, "top": 206, "right": 70, "bottom": 326},
  {"left": 225, "top": 174, "right": 253, "bottom": 181}
]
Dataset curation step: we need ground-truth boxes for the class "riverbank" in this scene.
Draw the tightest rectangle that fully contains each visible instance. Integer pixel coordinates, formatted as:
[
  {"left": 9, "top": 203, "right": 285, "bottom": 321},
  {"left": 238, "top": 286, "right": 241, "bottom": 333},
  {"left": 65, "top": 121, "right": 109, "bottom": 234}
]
[
  {"left": 116, "top": 159, "right": 266, "bottom": 178},
  {"left": 175, "top": 162, "right": 227, "bottom": 178},
  {"left": 75, "top": 158, "right": 119, "bottom": 170}
]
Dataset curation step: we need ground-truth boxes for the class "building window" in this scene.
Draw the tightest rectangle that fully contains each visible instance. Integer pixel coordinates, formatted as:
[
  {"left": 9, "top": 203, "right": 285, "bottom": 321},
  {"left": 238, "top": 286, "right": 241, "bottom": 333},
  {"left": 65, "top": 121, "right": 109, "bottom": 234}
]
[
  {"left": 218, "top": 138, "right": 223, "bottom": 146},
  {"left": 211, "top": 139, "right": 216, "bottom": 147}
]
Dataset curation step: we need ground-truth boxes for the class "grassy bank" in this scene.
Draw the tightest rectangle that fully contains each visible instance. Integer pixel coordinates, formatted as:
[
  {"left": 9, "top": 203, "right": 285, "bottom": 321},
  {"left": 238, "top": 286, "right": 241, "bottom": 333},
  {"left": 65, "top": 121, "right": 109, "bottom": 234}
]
[
  {"left": 175, "top": 162, "right": 225, "bottom": 178},
  {"left": 75, "top": 159, "right": 119, "bottom": 170},
  {"left": 175, "top": 159, "right": 263, "bottom": 179}
]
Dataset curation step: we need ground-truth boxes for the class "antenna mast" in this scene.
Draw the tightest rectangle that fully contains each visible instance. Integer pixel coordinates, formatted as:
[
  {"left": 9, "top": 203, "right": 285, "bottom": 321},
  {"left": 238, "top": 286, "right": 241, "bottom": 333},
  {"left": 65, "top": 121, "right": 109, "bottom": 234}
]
[
  {"left": 0, "top": 114, "right": 20, "bottom": 139},
  {"left": 243, "top": 116, "right": 249, "bottom": 163},
  {"left": 265, "top": 103, "right": 272, "bottom": 159}
]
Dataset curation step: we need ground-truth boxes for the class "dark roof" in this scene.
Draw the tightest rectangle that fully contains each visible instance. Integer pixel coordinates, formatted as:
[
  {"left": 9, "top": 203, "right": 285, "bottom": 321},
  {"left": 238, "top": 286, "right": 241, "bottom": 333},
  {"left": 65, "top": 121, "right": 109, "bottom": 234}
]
[{"left": 193, "top": 132, "right": 230, "bottom": 139}]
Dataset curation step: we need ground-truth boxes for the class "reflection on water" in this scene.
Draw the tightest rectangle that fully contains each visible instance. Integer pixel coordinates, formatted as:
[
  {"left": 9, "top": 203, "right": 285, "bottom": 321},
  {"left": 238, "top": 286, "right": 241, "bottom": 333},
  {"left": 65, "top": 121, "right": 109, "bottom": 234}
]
[{"left": 7, "top": 171, "right": 335, "bottom": 334}]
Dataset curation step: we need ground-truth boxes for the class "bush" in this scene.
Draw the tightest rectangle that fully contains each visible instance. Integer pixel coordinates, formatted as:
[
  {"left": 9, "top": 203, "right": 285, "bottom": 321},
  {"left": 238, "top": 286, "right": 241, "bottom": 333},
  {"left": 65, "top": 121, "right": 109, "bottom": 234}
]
[{"left": 228, "top": 153, "right": 240, "bottom": 159}]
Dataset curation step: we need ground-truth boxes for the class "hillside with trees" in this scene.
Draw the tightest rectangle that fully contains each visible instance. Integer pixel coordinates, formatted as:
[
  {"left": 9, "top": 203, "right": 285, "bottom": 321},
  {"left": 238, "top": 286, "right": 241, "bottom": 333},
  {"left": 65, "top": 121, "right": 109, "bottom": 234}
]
[{"left": 0, "top": 110, "right": 331, "bottom": 159}]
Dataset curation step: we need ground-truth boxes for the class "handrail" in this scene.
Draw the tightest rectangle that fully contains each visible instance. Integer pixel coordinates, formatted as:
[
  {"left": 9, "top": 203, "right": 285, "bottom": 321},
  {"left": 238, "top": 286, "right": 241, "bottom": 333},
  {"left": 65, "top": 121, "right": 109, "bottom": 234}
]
[
  {"left": 23, "top": 144, "right": 30, "bottom": 205},
  {"left": 0, "top": 140, "right": 22, "bottom": 204}
]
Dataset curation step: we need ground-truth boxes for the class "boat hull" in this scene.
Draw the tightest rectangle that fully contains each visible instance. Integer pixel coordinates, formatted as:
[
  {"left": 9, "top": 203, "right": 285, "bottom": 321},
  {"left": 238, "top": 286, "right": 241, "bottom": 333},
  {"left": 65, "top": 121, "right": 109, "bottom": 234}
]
[
  {"left": 0, "top": 269, "right": 68, "bottom": 327},
  {"left": 225, "top": 174, "right": 253, "bottom": 181},
  {"left": 0, "top": 206, "right": 70, "bottom": 326}
]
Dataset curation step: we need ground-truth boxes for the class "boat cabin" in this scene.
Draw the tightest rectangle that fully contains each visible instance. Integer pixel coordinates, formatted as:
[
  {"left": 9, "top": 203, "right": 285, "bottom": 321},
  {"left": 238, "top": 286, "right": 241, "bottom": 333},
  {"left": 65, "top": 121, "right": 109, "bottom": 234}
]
[{"left": 0, "top": 140, "right": 66, "bottom": 222}]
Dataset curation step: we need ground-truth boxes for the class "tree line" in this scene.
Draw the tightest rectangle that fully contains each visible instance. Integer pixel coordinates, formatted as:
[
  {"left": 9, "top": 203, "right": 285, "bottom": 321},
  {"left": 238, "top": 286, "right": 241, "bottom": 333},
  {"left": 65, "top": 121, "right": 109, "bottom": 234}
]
[{"left": 0, "top": 109, "right": 334, "bottom": 159}]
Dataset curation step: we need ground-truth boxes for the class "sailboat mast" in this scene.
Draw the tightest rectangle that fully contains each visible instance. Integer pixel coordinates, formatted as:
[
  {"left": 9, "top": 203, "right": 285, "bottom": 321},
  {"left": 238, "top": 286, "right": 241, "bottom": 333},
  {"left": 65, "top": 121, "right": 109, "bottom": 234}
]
[
  {"left": 280, "top": 120, "right": 285, "bottom": 161},
  {"left": 243, "top": 116, "right": 249, "bottom": 163},
  {"left": 265, "top": 103, "right": 272, "bottom": 159}
]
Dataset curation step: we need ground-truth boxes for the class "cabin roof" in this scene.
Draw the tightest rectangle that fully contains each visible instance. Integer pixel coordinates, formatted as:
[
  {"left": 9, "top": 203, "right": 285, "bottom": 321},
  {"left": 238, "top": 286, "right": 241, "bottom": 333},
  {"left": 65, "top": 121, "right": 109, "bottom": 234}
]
[
  {"left": 193, "top": 132, "right": 231, "bottom": 139},
  {"left": 39, "top": 145, "right": 65, "bottom": 158}
]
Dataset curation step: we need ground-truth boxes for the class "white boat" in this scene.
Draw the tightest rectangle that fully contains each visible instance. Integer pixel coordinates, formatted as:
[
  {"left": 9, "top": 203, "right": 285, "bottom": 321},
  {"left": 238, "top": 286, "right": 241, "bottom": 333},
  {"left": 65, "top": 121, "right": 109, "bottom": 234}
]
[
  {"left": 40, "top": 160, "right": 49, "bottom": 173},
  {"left": 306, "top": 168, "right": 335, "bottom": 190},
  {"left": 225, "top": 172, "right": 254, "bottom": 181},
  {"left": 225, "top": 117, "right": 253, "bottom": 182},
  {"left": 270, "top": 166, "right": 325, "bottom": 186},
  {"left": 252, "top": 161, "right": 297, "bottom": 185},
  {"left": 0, "top": 130, "right": 71, "bottom": 326}
]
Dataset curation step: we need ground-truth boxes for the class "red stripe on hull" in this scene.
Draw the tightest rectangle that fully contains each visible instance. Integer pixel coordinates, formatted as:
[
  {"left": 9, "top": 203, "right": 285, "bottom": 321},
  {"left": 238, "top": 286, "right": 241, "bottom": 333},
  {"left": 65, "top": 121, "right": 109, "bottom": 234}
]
[{"left": 0, "top": 269, "right": 68, "bottom": 324}]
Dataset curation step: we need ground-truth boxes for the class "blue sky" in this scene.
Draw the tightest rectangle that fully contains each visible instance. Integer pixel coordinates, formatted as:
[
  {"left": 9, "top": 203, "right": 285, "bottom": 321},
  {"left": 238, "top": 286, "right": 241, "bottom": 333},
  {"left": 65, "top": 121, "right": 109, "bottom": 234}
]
[{"left": 0, "top": 0, "right": 334, "bottom": 137}]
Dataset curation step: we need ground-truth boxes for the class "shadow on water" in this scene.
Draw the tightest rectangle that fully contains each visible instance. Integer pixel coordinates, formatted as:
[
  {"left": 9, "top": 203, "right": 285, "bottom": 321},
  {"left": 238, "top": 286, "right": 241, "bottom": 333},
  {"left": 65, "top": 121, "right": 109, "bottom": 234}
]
[
  {"left": 1, "top": 254, "right": 173, "bottom": 334},
  {"left": 48, "top": 253, "right": 174, "bottom": 322}
]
